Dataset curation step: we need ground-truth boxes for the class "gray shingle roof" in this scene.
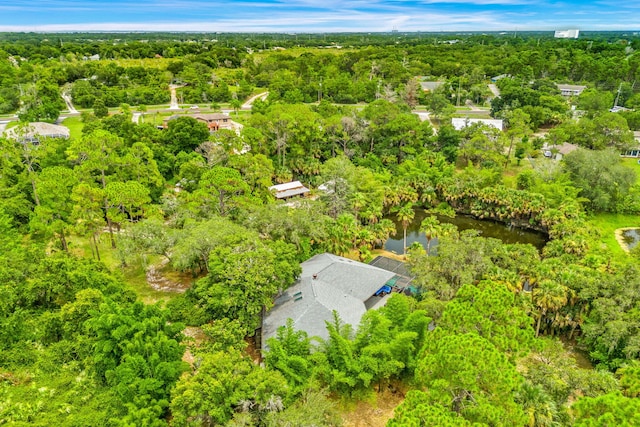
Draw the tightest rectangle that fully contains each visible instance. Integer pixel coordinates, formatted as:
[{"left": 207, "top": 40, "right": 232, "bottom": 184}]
[
  {"left": 261, "top": 253, "right": 395, "bottom": 350},
  {"left": 4, "top": 122, "right": 70, "bottom": 140}
]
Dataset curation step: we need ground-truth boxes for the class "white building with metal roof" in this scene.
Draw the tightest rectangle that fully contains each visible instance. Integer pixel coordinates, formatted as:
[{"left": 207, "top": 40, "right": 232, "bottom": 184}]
[
  {"left": 452, "top": 117, "right": 504, "bottom": 131},
  {"left": 269, "top": 181, "right": 310, "bottom": 199}
]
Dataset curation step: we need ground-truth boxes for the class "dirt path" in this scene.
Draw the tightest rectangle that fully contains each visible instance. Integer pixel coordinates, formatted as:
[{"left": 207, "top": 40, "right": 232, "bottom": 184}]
[
  {"left": 146, "top": 258, "right": 191, "bottom": 293},
  {"left": 342, "top": 387, "right": 405, "bottom": 427}
]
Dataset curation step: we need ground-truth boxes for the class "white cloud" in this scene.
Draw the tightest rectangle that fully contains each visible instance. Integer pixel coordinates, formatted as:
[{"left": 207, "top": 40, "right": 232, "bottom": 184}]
[{"left": 0, "top": 0, "right": 636, "bottom": 32}]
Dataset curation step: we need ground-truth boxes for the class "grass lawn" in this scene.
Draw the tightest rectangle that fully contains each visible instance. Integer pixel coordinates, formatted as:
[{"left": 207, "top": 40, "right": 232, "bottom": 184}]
[
  {"left": 61, "top": 116, "right": 83, "bottom": 139},
  {"left": 68, "top": 232, "right": 178, "bottom": 304},
  {"left": 621, "top": 157, "right": 640, "bottom": 178},
  {"left": 587, "top": 213, "right": 640, "bottom": 257}
]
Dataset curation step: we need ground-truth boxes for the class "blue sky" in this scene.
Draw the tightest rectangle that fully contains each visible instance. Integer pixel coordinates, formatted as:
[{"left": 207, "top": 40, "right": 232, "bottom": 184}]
[{"left": 0, "top": 0, "right": 637, "bottom": 32}]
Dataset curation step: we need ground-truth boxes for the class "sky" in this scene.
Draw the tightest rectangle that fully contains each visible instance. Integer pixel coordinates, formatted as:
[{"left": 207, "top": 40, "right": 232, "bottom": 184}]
[{"left": 0, "top": 0, "right": 638, "bottom": 33}]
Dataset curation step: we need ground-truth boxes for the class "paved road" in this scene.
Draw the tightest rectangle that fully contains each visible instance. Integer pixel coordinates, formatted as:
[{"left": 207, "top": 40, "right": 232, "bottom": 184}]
[
  {"left": 488, "top": 84, "right": 501, "bottom": 98},
  {"left": 61, "top": 92, "right": 79, "bottom": 114},
  {"left": 242, "top": 92, "right": 268, "bottom": 110},
  {"left": 412, "top": 111, "right": 438, "bottom": 134},
  {"left": 0, "top": 120, "right": 9, "bottom": 134}
]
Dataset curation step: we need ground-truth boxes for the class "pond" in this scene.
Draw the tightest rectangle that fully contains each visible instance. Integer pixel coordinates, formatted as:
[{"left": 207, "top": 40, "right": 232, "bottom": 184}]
[
  {"left": 384, "top": 209, "right": 548, "bottom": 254},
  {"left": 622, "top": 228, "right": 640, "bottom": 250}
]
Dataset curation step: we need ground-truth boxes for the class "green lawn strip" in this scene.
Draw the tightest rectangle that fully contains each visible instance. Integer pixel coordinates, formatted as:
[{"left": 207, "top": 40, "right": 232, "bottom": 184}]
[
  {"left": 587, "top": 213, "right": 640, "bottom": 257},
  {"left": 61, "top": 116, "right": 83, "bottom": 139},
  {"left": 67, "top": 233, "right": 175, "bottom": 304},
  {"left": 621, "top": 157, "right": 640, "bottom": 178}
]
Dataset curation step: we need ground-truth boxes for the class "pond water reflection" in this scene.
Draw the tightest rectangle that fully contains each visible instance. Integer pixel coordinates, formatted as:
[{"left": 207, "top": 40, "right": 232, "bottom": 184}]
[
  {"left": 622, "top": 229, "right": 640, "bottom": 250},
  {"left": 384, "top": 209, "right": 548, "bottom": 254}
]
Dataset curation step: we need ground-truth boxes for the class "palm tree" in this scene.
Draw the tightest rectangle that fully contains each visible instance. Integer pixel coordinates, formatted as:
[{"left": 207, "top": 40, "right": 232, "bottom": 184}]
[
  {"left": 393, "top": 202, "right": 414, "bottom": 258},
  {"left": 533, "top": 279, "right": 568, "bottom": 337},
  {"left": 351, "top": 192, "right": 367, "bottom": 224},
  {"left": 419, "top": 215, "right": 442, "bottom": 255},
  {"left": 517, "top": 382, "right": 559, "bottom": 427}
]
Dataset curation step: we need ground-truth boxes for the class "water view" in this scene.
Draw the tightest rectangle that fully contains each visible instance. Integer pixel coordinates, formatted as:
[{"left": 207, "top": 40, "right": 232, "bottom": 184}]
[
  {"left": 622, "top": 229, "right": 640, "bottom": 250},
  {"left": 384, "top": 209, "right": 548, "bottom": 254}
]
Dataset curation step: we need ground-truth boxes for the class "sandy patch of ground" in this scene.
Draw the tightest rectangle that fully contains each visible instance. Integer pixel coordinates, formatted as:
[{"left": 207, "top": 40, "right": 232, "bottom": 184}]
[
  {"left": 146, "top": 258, "right": 192, "bottom": 292},
  {"left": 342, "top": 386, "right": 406, "bottom": 427},
  {"left": 181, "top": 326, "right": 207, "bottom": 365},
  {"left": 371, "top": 249, "right": 406, "bottom": 262}
]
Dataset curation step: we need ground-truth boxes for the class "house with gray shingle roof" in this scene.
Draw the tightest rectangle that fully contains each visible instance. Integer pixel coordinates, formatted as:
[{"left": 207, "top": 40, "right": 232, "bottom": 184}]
[
  {"left": 4, "top": 122, "right": 70, "bottom": 142},
  {"left": 261, "top": 253, "right": 396, "bottom": 351}
]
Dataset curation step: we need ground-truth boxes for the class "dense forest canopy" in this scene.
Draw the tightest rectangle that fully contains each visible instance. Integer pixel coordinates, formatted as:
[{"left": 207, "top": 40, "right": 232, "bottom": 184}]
[{"left": 2, "top": 31, "right": 640, "bottom": 426}]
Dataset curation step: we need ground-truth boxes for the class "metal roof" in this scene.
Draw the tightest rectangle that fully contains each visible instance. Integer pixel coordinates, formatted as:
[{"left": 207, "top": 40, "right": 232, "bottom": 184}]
[
  {"left": 452, "top": 117, "right": 504, "bottom": 131},
  {"left": 269, "top": 181, "right": 310, "bottom": 199}
]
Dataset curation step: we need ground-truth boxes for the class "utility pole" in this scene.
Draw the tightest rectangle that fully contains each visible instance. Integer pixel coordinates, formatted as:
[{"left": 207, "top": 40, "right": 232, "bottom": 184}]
[{"left": 614, "top": 82, "right": 622, "bottom": 108}]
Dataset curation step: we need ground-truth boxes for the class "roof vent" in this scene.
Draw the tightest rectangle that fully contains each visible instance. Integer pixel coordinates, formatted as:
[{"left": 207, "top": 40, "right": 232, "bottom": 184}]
[{"left": 312, "top": 273, "right": 318, "bottom": 280}]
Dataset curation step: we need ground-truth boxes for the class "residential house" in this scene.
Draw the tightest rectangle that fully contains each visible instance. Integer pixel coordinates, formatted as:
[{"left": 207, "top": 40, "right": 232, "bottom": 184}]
[
  {"left": 622, "top": 132, "right": 640, "bottom": 157},
  {"left": 419, "top": 81, "right": 445, "bottom": 92},
  {"left": 4, "top": 122, "right": 70, "bottom": 142},
  {"left": 556, "top": 84, "right": 587, "bottom": 97},
  {"left": 164, "top": 112, "right": 243, "bottom": 134},
  {"left": 261, "top": 253, "right": 397, "bottom": 351},
  {"left": 543, "top": 142, "right": 579, "bottom": 160}
]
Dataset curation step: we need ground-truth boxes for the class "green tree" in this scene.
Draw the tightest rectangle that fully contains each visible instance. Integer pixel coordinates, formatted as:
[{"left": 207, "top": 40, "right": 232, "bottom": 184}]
[
  {"left": 30, "top": 166, "right": 78, "bottom": 251},
  {"left": 572, "top": 392, "right": 640, "bottom": 426},
  {"left": 563, "top": 148, "right": 636, "bottom": 212},
  {"left": 170, "top": 350, "right": 288, "bottom": 427},
  {"left": 416, "top": 332, "right": 527, "bottom": 426},
  {"left": 67, "top": 129, "right": 124, "bottom": 247},
  {"left": 93, "top": 98, "right": 109, "bottom": 118},
  {"left": 164, "top": 116, "right": 210, "bottom": 155},
  {"left": 193, "top": 166, "right": 250, "bottom": 216},
  {"left": 388, "top": 391, "right": 473, "bottom": 427},
  {"left": 393, "top": 202, "right": 415, "bottom": 258},
  {"left": 191, "top": 239, "right": 299, "bottom": 330},
  {"left": 85, "top": 300, "right": 187, "bottom": 425},
  {"left": 438, "top": 281, "right": 535, "bottom": 358}
]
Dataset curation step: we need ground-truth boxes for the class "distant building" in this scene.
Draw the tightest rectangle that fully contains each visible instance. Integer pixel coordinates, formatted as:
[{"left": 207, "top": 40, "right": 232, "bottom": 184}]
[
  {"left": 556, "top": 84, "right": 587, "bottom": 97},
  {"left": 419, "top": 81, "right": 445, "bottom": 92},
  {"left": 269, "top": 181, "right": 310, "bottom": 200},
  {"left": 452, "top": 117, "right": 504, "bottom": 131},
  {"left": 543, "top": 142, "right": 579, "bottom": 160},
  {"left": 610, "top": 105, "right": 631, "bottom": 113},
  {"left": 491, "top": 74, "right": 509, "bottom": 83},
  {"left": 82, "top": 54, "right": 100, "bottom": 61},
  {"left": 261, "top": 253, "right": 397, "bottom": 351},
  {"left": 554, "top": 29, "right": 580, "bottom": 39},
  {"left": 621, "top": 132, "right": 640, "bottom": 157},
  {"left": 164, "top": 112, "right": 243, "bottom": 134},
  {"left": 3, "top": 122, "right": 70, "bottom": 142}
]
